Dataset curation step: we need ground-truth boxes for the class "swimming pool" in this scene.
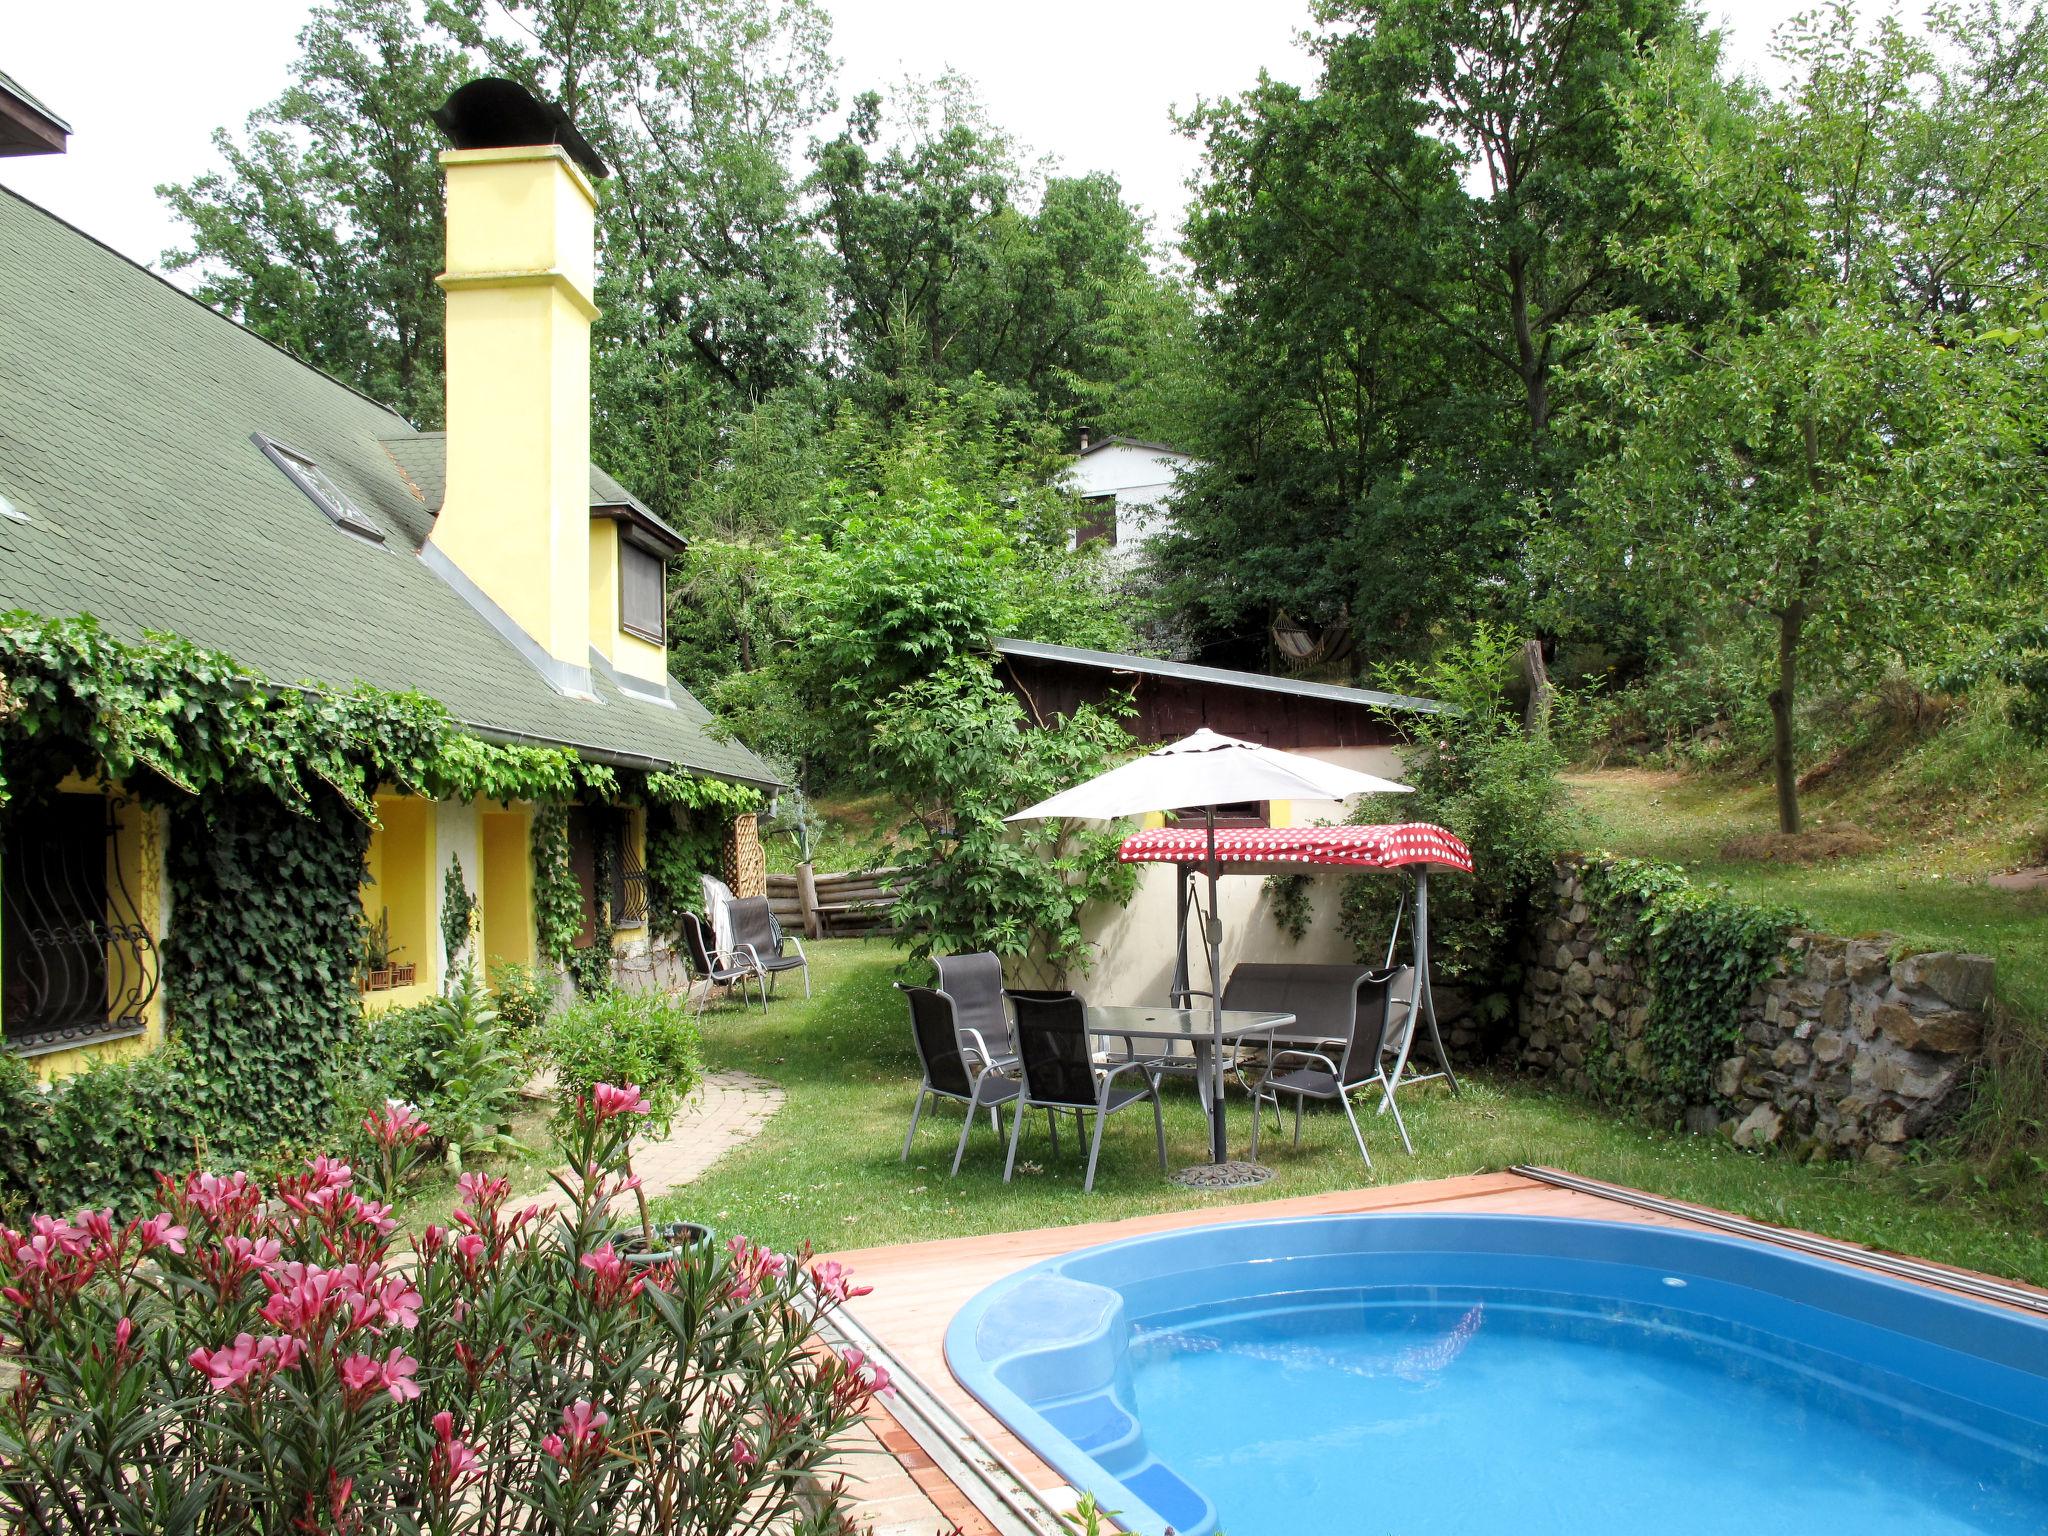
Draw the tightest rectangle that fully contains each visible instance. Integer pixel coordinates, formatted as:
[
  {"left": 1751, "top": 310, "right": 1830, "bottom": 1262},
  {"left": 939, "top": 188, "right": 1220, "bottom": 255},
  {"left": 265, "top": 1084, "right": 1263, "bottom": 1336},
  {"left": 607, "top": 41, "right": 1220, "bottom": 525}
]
[{"left": 944, "top": 1214, "right": 2048, "bottom": 1536}]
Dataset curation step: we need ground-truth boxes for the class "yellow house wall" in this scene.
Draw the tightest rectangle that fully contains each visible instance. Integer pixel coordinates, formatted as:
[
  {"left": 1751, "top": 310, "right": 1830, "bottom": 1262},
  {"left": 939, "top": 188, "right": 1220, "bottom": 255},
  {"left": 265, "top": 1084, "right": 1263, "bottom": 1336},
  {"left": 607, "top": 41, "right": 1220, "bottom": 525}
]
[
  {"left": 588, "top": 519, "right": 672, "bottom": 686},
  {"left": 362, "top": 795, "right": 435, "bottom": 1013},
  {"left": 430, "top": 146, "right": 598, "bottom": 674},
  {"left": 480, "top": 807, "right": 536, "bottom": 973}
]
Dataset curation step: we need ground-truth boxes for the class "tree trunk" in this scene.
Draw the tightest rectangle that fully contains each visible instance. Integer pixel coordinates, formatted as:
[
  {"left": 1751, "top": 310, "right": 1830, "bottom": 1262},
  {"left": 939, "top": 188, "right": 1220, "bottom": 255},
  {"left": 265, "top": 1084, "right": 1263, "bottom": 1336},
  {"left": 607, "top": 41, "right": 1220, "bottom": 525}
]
[
  {"left": 1521, "top": 639, "right": 1553, "bottom": 740},
  {"left": 1768, "top": 602, "right": 1805, "bottom": 835}
]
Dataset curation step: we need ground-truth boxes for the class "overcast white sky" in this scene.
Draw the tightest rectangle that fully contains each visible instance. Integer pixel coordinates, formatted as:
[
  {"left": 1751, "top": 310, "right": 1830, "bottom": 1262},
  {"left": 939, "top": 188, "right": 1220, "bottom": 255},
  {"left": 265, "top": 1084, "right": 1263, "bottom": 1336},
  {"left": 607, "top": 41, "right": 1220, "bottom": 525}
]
[{"left": 3, "top": 0, "right": 1792, "bottom": 280}]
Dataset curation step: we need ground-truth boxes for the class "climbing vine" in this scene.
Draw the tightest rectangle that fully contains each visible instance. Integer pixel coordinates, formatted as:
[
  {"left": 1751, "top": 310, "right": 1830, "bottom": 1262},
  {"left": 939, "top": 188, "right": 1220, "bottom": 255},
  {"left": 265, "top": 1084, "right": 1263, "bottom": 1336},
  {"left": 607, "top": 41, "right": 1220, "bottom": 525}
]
[
  {"left": 1580, "top": 857, "right": 1803, "bottom": 1105},
  {"left": 1265, "top": 874, "right": 1313, "bottom": 943},
  {"left": 531, "top": 801, "right": 584, "bottom": 972},
  {"left": 0, "top": 612, "right": 645, "bottom": 1207},
  {"left": 641, "top": 772, "right": 763, "bottom": 943},
  {"left": 441, "top": 853, "right": 479, "bottom": 975}
]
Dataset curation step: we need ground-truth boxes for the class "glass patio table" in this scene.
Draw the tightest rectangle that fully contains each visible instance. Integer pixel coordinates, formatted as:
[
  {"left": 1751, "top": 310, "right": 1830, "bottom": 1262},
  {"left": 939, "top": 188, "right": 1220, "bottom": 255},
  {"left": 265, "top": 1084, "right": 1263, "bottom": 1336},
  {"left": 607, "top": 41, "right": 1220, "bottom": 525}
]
[{"left": 1081, "top": 1005, "right": 1296, "bottom": 1148}]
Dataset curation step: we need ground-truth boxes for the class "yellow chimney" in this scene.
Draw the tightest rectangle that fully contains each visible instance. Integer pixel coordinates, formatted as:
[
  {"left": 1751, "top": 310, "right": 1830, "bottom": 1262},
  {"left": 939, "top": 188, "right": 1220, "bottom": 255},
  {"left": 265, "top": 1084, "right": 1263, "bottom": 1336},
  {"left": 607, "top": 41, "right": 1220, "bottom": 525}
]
[{"left": 425, "top": 81, "right": 605, "bottom": 695}]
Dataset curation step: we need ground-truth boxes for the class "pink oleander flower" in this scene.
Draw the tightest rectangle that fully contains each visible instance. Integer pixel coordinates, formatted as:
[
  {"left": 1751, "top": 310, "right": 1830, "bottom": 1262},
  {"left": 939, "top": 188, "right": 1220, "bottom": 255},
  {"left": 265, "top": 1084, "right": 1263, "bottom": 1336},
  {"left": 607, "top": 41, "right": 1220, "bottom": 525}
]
[
  {"left": 808, "top": 1259, "right": 871, "bottom": 1305},
  {"left": 432, "top": 1411, "right": 482, "bottom": 1488},
  {"left": 188, "top": 1333, "right": 303, "bottom": 1393},
  {"left": 543, "top": 1399, "right": 610, "bottom": 1464},
  {"left": 728, "top": 1433, "right": 758, "bottom": 1470},
  {"left": 181, "top": 1170, "right": 262, "bottom": 1228},
  {"left": 365, "top": 1099, "right": 429, "bottom": 1149},
  {"left": 136, "top": 1213, "right": 188, "bottom": 1255},
  {"left": 76, "top": 1209, "right": 116, "bottom": 1254},
  {"left": 308, "top": 1155, "right": 353, "bottom": 1191},
  {"left": 340, "top": 1346, "right": 419, "bottom": 1403},
  {"left": 725, "top": 1237, "right": 788, "bottom": 1304},
  {"left": 221, "top": 1234, "right": 283, "bottom": 1279},
  {"left": 833, "top": 1346, "right": 894, "bottom": 1407},
  {"left": 578, "top": 1241, "right": 645, "bottom": 1307},
  {"left": 114, "top": 1316, "right": 135, "bottom": 1356},
  {"left": 417, "top": 1223, "right": 447, "bottom": 1257},
  {"left": 456, "top": 1171, "right": 510, "bottom": 1212},
  {"left": 591, "top": 1081, "right": 650, "bottom": 1122}
]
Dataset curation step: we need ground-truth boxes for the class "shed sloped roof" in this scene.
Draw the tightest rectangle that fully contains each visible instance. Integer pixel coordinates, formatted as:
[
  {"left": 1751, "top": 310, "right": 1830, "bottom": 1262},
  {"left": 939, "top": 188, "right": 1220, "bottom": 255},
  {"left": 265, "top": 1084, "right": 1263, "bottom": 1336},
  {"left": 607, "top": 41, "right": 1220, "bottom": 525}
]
[
  {"left": 994, "top": 638, "right": 1445, "bottom": 716},
  {"left": 0, "top": 188, "right": 778, "bottom": 787}
]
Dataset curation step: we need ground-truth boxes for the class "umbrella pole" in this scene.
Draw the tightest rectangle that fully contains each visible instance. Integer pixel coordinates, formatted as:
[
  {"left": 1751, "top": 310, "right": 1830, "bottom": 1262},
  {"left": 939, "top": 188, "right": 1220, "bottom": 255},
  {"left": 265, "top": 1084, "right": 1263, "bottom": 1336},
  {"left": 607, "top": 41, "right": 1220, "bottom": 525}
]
[{"left": 1207, "top": 804, "right": 1227, "bottom": 1165}]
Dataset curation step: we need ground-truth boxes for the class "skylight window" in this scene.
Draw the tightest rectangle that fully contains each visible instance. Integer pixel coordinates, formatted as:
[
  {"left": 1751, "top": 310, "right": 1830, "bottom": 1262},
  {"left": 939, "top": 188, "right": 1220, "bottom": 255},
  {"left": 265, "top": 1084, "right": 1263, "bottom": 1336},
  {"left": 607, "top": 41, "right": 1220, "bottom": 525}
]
[{"left": 252, "top": 433, "right": 384, "bottom": 543}]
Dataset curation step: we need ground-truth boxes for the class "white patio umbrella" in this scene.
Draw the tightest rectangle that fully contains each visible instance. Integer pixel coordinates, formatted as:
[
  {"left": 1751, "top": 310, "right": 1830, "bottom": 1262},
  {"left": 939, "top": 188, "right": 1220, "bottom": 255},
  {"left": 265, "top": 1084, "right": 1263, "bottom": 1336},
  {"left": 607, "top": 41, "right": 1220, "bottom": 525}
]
[{"left": 1007, "top": 728, "right": 1411, "bottom": 1168}]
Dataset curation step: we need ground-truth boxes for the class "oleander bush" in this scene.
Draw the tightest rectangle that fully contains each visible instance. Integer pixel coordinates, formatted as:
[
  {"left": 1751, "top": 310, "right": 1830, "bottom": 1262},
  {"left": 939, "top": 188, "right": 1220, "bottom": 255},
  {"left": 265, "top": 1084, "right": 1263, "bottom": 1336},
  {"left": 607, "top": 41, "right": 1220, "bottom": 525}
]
[{"left": 0, "top": 1086, "right": 887, "bottom": 1534}]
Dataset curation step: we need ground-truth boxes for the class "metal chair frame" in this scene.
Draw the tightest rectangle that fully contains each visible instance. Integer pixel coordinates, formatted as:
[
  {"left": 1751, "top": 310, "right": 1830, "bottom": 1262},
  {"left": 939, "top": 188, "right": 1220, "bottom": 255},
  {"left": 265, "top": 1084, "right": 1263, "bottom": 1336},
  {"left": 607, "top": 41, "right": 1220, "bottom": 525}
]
[
  {"left": 1247, "top": 968, "right": 1416, "bottom": 1168},
  {"left": 679, "top": 911, "right": 766, "bottom": 1015},
  {"left": 728, "top": 896, "right": 811, "bottom": 1000},
  {"left": 1003, "top": 996, "right": 1168, "bottom": 1194},
  {"left": 898, "top": 984, "right": 1021, "bottom": 1175}
]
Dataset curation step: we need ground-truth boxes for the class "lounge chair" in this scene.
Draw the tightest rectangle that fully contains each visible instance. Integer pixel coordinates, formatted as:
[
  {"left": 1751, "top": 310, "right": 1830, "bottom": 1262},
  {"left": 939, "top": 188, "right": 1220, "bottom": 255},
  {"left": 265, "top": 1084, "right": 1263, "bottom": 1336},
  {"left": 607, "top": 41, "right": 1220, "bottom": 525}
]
[
  {"left": 679, "top": 910, "right": 765, "bottom": 1015},
  {"left": 898, "top": 984, "right": 1021, "bottom": 1175},
  {"left": 1246, "top": 965, "right": 1416, "bottom": 1167},
  {"left": 728, "top": 895, "right": 810, "bottom": 999},
  {"left": 1004, "top": 994, "right": 1167, "bottom": 1194}
]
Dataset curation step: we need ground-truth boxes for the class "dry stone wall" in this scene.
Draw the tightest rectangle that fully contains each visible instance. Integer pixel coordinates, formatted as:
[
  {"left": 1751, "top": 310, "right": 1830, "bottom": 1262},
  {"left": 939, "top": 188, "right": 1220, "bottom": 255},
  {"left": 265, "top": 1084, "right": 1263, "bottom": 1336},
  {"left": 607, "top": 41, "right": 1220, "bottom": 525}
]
[{"left": 1515, "top": 861, "right": 1994, "bottom": 1166}]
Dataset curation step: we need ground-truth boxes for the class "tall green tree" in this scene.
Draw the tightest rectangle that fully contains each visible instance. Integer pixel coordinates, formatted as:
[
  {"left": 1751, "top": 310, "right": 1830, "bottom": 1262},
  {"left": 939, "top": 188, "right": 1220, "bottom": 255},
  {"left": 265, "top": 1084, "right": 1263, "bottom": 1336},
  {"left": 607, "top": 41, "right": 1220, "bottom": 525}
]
[
  {"left": 811, "top": 78, "right": 1154, "bottom": 429},
  {"left": 1557, "top": 4, "right": 2048, "bottom": 832},
  {"left": 1158, "top": 0, "right": 1702, "bottom": 669},
  {"left": 159, "top": 0, "right": 464, "bottom": 425}
]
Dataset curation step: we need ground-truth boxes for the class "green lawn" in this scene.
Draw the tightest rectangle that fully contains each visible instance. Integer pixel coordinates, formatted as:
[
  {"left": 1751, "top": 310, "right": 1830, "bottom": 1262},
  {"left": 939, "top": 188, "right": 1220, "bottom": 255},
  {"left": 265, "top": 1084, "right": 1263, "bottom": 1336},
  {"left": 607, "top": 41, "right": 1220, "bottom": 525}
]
[{"left": 651, "top": 940, "right": 2048, "bottom": 1286}]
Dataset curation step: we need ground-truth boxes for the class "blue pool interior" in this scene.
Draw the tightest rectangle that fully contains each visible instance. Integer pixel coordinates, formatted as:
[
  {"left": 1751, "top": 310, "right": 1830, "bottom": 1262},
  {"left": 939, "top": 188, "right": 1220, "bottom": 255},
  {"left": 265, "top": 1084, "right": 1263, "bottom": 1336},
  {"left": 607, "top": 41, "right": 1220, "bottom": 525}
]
[{"left": 943, "top": 1214, "right": 2048, "bottom": 1536}]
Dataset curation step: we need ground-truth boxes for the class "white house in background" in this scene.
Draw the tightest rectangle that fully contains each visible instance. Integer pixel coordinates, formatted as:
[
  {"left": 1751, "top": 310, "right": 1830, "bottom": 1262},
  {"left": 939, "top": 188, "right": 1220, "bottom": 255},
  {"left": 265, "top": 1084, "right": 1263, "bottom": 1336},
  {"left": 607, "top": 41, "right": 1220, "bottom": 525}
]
[{"left": 1062, "top": 434, "right": 1201, "bottom": 562}]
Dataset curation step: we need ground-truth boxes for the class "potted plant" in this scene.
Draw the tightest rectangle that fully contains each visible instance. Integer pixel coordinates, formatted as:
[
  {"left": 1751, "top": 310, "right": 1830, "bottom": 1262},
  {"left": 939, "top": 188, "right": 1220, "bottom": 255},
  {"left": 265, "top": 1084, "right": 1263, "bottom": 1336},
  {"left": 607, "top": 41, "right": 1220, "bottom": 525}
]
[{"left": 360, "top": 907, "right": 409, "bottom": 991}]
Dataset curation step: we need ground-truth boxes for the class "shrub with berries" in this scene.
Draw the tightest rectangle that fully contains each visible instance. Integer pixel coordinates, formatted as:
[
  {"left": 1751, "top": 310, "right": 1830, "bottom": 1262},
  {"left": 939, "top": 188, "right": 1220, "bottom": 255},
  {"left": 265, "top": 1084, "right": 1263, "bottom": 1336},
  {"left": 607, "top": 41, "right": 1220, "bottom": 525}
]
[{"left": 0, "top": 1084, "right": 887, "bottom": 1534}]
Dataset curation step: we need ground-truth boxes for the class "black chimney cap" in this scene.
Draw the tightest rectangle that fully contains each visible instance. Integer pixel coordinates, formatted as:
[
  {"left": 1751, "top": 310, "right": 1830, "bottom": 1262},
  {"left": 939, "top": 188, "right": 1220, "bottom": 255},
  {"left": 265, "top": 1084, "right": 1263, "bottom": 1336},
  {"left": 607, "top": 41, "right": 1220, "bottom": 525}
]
[{"left": 432, "top": 78, "right": 608, "bottom": 180}]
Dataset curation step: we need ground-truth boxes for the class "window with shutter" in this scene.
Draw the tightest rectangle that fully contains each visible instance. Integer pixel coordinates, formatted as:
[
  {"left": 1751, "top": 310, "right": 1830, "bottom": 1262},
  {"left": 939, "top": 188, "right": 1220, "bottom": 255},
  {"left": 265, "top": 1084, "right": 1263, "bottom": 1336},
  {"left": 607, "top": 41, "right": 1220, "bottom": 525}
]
[{"left": 620, "top": 539, "right": 666, "bottom": 644}]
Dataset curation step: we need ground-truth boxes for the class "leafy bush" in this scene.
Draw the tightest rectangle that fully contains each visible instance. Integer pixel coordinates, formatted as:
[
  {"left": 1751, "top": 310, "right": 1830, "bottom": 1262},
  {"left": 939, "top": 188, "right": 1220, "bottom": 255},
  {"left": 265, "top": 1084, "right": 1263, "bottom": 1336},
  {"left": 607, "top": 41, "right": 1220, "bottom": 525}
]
[
  {"left": 543, "top": 990, "right": 703, "bottom": 1134},
  {"left": 490, "top": 961, "right": 561, "bottom": 1043},
  {"left": 1340, "top": 625, "right": 1584, "bottom": 1041},
  {"left": 870, "top": 661, "right": 1137, "bottom": 982},
  {"left": 0, "top": 1048, "right": 202, "bottom": 1219},
  {"left": 0, "top": 1092, "right": 889, "bottom": 1533}
]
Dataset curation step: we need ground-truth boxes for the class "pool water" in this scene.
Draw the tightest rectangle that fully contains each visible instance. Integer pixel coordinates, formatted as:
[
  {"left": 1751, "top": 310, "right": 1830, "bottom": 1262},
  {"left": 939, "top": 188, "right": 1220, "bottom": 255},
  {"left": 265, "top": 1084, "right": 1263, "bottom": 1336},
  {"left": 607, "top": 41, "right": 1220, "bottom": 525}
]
[
  {"left": 944, "top": 1216, "right": 2048, "bottom": 1536},
  {"left": 1129, "top": 1291, "right": 2044, "bottom": 1536}
]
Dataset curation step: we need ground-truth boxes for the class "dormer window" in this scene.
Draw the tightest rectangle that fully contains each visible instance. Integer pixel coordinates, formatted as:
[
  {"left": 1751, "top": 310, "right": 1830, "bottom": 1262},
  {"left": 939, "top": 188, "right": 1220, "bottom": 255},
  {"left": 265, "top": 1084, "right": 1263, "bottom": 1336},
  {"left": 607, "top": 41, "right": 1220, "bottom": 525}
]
[
  {"left": 253, "top": 433, "right": 384, "bottom": 543},
  {"left": 619, "top": 538, "right": 665, "bottom": 644}
]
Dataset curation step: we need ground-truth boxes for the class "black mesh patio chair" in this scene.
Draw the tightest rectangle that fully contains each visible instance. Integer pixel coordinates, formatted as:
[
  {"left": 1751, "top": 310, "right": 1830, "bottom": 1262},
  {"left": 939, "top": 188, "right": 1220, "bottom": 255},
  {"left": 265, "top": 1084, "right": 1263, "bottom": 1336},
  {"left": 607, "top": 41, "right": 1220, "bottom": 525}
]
[
  {"left": 1247, "top": 966, "right": 1415, "bottom": 1168},
  {"left": 936, "top": 952, "right": 1016, "bottom": 1073},
  {"left": 898, "top": 984, "right": 1021, "bottom": 1175},
  {"left": 1004, "top": 994, "right": 1167, "bottom": 1194},
  {"left": 728, "top": 896, "right": 809, "bottom": 999},
  {"left": 680, "top": 911, "right": 764, "bottom": 1015}
]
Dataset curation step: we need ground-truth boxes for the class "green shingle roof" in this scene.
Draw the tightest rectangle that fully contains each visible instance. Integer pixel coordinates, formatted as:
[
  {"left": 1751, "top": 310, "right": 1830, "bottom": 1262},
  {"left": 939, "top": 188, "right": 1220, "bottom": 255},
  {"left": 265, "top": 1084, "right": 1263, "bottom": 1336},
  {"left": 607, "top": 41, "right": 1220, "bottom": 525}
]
[{"left": 0, "top": 187, "right": 779, "bottom": 789}]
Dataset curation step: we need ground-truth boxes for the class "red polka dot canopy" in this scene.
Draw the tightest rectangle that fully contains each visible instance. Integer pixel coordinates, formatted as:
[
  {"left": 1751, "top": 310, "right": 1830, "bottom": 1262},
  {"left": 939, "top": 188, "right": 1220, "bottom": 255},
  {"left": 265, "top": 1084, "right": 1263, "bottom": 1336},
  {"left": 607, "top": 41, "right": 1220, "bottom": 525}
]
[{"left": 1118, "top": 822, "right": 1473, "bottom": 874}]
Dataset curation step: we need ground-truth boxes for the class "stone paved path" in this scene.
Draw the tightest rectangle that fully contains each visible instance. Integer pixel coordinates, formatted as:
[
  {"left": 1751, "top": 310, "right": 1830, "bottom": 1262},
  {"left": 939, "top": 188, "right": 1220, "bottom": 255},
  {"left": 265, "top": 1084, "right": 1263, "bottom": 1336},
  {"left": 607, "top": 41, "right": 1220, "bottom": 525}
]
[{"left": 536, "top": 1068, "right": 784, "bottom": 1212}]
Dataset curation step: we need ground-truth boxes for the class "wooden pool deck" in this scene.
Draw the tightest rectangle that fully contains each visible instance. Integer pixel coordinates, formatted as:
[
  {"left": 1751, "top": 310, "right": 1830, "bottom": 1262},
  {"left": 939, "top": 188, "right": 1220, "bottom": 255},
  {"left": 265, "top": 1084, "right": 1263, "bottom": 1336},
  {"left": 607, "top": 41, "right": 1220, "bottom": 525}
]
[{"left": 821, "top": 1167, "right": 2045, "bottom": 1536}]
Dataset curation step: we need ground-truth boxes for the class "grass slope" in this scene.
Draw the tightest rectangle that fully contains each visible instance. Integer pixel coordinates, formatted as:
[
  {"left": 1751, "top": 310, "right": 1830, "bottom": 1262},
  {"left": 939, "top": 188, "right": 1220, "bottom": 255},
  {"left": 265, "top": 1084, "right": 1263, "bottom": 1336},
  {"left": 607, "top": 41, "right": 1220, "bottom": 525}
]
[
  {"left": 1570, "top": 766, "right": 2046, "bottom": 1045},
  {"left": 652, "top": 941, "right": 2048, "bottom": 1285}
]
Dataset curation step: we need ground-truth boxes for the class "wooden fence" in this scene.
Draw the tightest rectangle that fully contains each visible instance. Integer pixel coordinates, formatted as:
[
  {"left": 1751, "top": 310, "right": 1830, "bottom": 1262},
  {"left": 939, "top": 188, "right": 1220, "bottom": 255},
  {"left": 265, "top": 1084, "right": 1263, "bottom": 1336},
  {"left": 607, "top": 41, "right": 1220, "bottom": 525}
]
[{"left": 765, "top": 864, "right": 902, "bottom": 939}]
